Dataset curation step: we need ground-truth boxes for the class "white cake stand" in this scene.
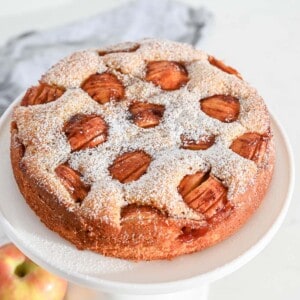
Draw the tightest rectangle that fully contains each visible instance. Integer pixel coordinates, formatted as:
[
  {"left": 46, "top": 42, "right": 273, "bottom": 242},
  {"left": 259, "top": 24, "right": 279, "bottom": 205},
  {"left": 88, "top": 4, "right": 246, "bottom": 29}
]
[{"left": 0, "top": 96, "right": 294, "bottom": 300}]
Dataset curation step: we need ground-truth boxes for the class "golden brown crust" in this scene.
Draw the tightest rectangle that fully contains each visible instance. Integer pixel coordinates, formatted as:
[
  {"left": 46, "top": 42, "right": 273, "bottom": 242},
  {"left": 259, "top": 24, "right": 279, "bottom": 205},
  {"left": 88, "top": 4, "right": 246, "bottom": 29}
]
[
  {"left": 10, "top": 39, "right": 275, "bottom": 261},
  {"left": 11, "top": 125, "right": 274, "bottom": 260}
]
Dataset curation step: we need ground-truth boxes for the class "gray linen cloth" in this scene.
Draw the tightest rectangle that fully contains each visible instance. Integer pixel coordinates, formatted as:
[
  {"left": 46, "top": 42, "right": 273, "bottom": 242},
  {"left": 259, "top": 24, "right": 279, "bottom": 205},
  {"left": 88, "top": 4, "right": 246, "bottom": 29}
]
[
  {"left": 0, "top": 0, "right": 211, "bottom": 240},
  {"left": 0, "top": 0, "right": 211, "bottom": 116}
]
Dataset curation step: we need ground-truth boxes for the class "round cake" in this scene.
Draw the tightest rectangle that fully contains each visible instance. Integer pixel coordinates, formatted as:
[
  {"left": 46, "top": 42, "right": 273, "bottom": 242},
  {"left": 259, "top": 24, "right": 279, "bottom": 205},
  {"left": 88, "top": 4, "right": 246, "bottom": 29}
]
[{"left": 10, "top": 39, "right": 275, "bottom": 261}]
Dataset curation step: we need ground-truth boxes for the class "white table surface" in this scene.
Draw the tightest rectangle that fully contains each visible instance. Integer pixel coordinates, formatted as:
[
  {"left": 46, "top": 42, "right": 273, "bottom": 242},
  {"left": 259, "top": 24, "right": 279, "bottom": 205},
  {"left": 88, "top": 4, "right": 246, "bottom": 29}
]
[{"left": 0, "top": 0, "right": 299, "bottom": 299}]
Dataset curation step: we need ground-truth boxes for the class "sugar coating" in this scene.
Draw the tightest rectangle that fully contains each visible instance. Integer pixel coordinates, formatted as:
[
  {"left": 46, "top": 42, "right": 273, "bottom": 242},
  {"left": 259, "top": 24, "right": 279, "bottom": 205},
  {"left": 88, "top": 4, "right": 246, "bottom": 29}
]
[
  {"left": 12, "top": 38, "right": 270, "bottom": 226},
  {"left": 41, "top": 50, "right": 107, "bottom": 88}
]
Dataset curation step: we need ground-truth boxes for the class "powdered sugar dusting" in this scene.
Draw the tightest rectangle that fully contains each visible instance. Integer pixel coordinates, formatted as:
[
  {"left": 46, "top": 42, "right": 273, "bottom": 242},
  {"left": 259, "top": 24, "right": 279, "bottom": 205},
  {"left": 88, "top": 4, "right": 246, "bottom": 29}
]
[
  {"left": 102, "top": 38, "right": 205, "bottom": 78},
  {"left": 42, "top": 50, "right": 106, "bottom": 88},
  {"left": 13, "top": 38, "right": 271, "bottom": 225}
]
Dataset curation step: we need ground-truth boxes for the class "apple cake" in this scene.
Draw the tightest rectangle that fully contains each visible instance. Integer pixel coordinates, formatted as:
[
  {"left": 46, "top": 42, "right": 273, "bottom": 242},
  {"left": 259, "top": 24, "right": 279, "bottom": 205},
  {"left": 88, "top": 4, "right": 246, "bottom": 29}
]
[{"left": 10, "top": 39, "right": 275, "bottom": 260}]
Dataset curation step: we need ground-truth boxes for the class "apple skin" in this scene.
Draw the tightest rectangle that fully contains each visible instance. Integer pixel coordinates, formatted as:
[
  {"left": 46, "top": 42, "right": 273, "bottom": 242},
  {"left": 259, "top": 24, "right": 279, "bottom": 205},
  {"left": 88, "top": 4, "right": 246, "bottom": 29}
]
[{"left": 0, "top": 243, "right": 67, "bottom": 300}]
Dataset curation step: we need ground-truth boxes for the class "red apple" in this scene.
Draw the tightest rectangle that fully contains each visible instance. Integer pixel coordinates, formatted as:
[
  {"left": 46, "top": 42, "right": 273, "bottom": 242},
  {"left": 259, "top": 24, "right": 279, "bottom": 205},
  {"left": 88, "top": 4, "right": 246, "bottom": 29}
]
[{"left": 0, "top": 243, "right": 67, "bottom": 300}]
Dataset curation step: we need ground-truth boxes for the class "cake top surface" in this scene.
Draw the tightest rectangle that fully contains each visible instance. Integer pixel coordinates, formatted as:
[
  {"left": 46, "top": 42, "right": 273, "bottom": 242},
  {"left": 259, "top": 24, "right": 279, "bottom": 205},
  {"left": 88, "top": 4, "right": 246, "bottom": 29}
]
[{"left": 12, "top": 38, "right": 270, "bottom": 225}]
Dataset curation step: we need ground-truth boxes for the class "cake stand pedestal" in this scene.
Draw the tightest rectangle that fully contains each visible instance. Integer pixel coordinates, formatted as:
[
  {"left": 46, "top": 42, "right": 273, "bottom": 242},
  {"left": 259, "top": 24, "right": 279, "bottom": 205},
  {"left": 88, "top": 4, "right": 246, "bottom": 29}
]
[{"left": 0, "top": 99, "right": 294, "bottom": 300}]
